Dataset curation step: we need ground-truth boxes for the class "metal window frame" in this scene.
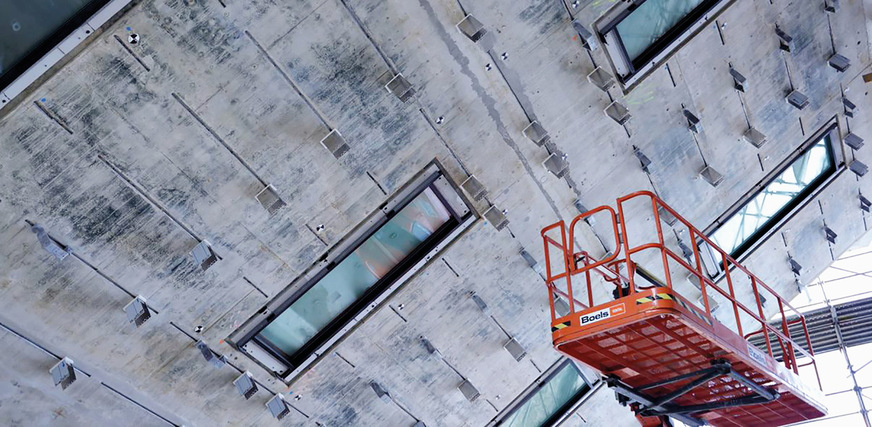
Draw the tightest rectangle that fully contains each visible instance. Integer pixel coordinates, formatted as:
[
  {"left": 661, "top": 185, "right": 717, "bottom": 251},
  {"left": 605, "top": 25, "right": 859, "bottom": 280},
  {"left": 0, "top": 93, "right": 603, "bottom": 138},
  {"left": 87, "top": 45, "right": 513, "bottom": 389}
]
[
  {"left": 595, "top": 0, "right": 734, "bottom": 92},
  {"left": 701, "top": 120, "right": 846, "bottom": 275},
  {"left": 487, "top": 359, "right": 596, "bottom": 427},
  {"left": 1, "top": 0, "right": 133, "bottom": 110},
  {"left": 229, "top": 160, "right": 477, "bottom": 382}
]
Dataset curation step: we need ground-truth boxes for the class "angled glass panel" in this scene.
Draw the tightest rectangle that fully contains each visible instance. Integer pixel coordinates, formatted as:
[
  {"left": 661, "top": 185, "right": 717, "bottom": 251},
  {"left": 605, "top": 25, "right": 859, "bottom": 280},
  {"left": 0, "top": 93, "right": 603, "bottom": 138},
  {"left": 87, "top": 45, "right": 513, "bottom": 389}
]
[
  {"left": 1, "top": 1, "right": 106, "bottom": 85},
  {"left": 615, "top": 0, "right": 706, "bottom": 62},
  {"left": 259, "top": 188, "right": 451, "bottom": 356},
  {"left": 500, "top": 363, "right": 590, "bottom": 427},
  {"left": 710, "top": 137, "right": 834, "bottom": 256}
]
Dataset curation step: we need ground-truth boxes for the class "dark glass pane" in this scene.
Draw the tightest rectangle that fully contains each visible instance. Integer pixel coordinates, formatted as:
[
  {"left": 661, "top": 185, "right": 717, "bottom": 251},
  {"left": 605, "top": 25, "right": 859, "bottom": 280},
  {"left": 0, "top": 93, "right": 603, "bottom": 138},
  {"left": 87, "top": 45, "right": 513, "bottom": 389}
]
[
  {"left": 615, "top": 0, "right": 706, "bottom": 61},
  {"left": 259, "top": 188, "right": 451, "bottom": 355},
  {"left": 0, "top": 1, "right": 97, "bottom": 81}
]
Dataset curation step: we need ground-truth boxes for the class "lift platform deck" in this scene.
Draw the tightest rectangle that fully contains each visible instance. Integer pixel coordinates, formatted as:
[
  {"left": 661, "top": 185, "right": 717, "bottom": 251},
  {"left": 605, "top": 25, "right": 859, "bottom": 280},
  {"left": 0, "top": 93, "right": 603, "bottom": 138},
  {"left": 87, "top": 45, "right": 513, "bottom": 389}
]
[{"left": 542, "top": 192, "right": 826, "bottom": 426}]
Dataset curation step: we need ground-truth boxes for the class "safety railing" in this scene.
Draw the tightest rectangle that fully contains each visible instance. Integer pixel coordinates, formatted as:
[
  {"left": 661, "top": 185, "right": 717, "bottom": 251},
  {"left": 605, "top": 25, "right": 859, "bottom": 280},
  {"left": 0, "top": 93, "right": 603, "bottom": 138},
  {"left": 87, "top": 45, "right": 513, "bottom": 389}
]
[{"left": 541, "top": 191, "right": 821, "bottom": 388}]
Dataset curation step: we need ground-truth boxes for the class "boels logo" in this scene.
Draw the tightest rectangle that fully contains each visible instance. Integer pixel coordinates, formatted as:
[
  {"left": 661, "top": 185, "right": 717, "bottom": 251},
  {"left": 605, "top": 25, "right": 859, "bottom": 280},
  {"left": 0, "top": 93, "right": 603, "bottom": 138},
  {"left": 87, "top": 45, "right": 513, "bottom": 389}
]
[{"left": 579, "top": 304, "right": 625, "bottom": 326}]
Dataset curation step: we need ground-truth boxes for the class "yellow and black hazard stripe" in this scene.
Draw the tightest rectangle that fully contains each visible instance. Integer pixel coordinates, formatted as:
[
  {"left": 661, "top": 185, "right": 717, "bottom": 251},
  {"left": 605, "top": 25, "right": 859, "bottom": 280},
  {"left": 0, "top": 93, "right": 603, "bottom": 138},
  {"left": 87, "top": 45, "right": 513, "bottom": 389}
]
[
  {"left": 551, "top": 321, "right": 571, "bottom": 332},
  {"left": 636, "top": 292, "right": 675, "bottom": 305},
  {"left": 636, "top": 291, "right": 714, "bottom": 326}
]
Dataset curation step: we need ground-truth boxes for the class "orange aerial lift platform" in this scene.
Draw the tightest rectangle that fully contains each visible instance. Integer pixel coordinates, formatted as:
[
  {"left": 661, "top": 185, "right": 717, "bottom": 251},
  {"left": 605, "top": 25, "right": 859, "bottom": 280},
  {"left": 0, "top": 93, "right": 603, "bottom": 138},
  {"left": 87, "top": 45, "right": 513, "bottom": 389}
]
[{"left": 542, "top": 192, "right": 826, "bottom": 426}]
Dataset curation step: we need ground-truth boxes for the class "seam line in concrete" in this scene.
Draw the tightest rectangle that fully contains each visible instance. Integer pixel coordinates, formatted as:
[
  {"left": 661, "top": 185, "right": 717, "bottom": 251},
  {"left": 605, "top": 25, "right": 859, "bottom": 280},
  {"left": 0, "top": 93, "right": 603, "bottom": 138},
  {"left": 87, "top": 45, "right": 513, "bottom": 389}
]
[
  {"left": 113, "top": 35, "right": 151, "bottom": 72},
  {"left": 101, "top": 382, "right": 179, "bottom": 426},
  {"left": 171, "top": 92, "right": 268, "bottom": 187},
  {"left": 417, "top": 0, "right": 562, "bottom": 220},
  {"left": 243, "top": 276, "right": 269, "bottom": 298},
  {"left": 245, "top": 30, "right": 333, "bottom": 131},
  {"left": 33, "top": 100, "right": 74, "bottom": 134},
  {"left": 337, "top": 0, "right": 398, "bottom": 73},
  {"left": 97, "top": 154, "right": 202, "bottom": 242}
]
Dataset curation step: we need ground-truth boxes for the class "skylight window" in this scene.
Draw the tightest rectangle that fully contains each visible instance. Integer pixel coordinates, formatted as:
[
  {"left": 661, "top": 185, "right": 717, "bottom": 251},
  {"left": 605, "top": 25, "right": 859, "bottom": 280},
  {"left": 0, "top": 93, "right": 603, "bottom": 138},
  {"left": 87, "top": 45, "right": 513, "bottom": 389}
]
[
  {"left": 490, "top": 360, "right": 593, "bottom": 427},
  {"left": 258, "top": 188, "right": 452, "bottom": 356},
  {"left": 711, "top": 138, "right": 835, "bottom": 256},
  {"left": 598, "top": 0, "right": 728, "bottom": 88},
  {"left": 230, "top": 162, "right": 476, "bottom": 379},
  {"left": 703, "top": 124, "right": 843, "bottom": 270},
  {"left": 1, "top": 1, "right": 116, "bottom": 90}
]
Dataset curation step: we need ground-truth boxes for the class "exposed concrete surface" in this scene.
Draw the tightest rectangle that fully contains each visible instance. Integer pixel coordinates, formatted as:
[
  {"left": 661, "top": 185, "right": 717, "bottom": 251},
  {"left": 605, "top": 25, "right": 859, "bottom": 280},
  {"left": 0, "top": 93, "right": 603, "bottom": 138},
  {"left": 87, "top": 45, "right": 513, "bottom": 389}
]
[{"left": 1, "top": 0, "right": 871, "bottom": 425}]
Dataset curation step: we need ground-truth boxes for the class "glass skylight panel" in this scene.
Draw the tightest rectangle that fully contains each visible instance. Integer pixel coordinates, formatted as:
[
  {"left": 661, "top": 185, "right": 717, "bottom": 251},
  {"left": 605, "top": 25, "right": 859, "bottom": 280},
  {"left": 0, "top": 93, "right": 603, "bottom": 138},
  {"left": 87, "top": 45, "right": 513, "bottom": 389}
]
[
  {"left": 1, "top": 1, "right": 105, "bottom": 86},
  {"left": 259, "top": 188, "right": 451, "bottom": 356},
  {"left": 614, "top": 0, "right": 706, "bottom": 62},
  {"left": 500, "top": 363, "right": 590, "bottom": 427},
  {"left": 231, "top": 164, "right": 477, "bottom": 379},
  {"left": 598, "top": 0, "right": 726, "bottom": 85},
  {"left": 710, "top": 137, "right": 835, "bottom": 257}
]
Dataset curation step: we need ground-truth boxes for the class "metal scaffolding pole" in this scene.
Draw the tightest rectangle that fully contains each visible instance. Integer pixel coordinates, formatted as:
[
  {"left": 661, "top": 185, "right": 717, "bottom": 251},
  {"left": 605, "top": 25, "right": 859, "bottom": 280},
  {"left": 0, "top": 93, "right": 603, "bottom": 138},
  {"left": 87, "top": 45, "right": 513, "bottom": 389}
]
[{"left": 823, "top": 282, "right": 871, "bottom": 426}]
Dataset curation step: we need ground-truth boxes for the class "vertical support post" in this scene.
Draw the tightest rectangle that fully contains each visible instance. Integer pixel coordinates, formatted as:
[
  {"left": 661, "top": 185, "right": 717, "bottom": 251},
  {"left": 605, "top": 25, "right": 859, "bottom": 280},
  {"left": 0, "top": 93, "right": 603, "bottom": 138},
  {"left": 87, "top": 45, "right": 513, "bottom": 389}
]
[
  {"left": 617, "top": 201, "right": 637, "bottom": 294},
  {"left": 801, "top": 316, "right": 822, "bottom": 390},
  {"left": 722, "top": 256, "right": 744, "bottom": 337},
  {"left": 560, "top": 223, "right": 576, "bottom": 314},
  {"left": 750, "top": 277, "right": 773, "bottom": 358},
  {"left": 691, "top": 231, "right": 712, "bottom": 315},
  {"left": 543, "top": 227, "right": 557, "bottom": 321},
  {"left": 650, "top": 197, "right": 674, "bottom": 289},
  {"left": 778, "top": 300, "right": 794, "bottom": 371}
]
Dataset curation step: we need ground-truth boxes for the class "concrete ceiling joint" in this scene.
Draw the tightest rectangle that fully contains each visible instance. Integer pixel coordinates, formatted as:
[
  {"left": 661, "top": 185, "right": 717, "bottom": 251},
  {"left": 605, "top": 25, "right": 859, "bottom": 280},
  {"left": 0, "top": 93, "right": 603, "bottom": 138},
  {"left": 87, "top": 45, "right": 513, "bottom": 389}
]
[
  {"left": 523, "top": 120, "right": 550, "bottom": 146},
  {"left": 266, "top": 394, "right": 291, "bottom": 420},
  {"left": 776, "top": 26, "right": 794, "bottom": 53},
  {"left": 743, "top": 127, "right": 767, "bottom": 148},
  {"left": 699, "top": 166, "right": 724, "bottom": 187},
  {"left": 860, "top": 194, "right": 872, "bottom": 212},
  {"left": 31, "top": 223, "right": 72, "bottom": 260},
  {"left": 787, "top": 90, "right": 810, "bottom": 110},
  {"left": 825, "top": 225, "right": 838, "bottom": 244},
  {"left": 191, "top": 240, "right": 220, "bottom": 271},
  {"left": 461, "top": 175, "right": 487, "bottom": 201},
  {"left": 320, "top": 129, "right": 349, "bottom": 159},
  {"left": 729, "top": 67, "right": 747, "bottom": 92},
  {"left": 458, "top": 378, "right": 481, "bottom": 402},
  {"left": 255, "top": 184, "right": 287, "bottom": 215},
  {"left": 483, "top": 206, "right": 509, "bottom": 231},
  {"left": 844, "top": 97, "right": 857, "bottom": 118},
  {"left": 196, "top": 340, "right": 227, "bottom": 368},
  {"left": 233, "top": 372, "right": 258, "bottom": 400},
  {"left": 124, "top": 296, "right": 152, "bottom": 327},
  {"left": 457, "top": 14, "right": 487, "bottom": 43},
  {"left": 633, "top": 147, "right": 652, "bottom": 172},
  {"left": 543, "top": 152, "right": 569, "bottom": 178},
  {"left": 470, "top": 292, "right": 491, "bottom": 315},
  {"left": 828, "top": 54, "right": 851, "bottom": 73},
  {"left": 605, "top": 101, "right": 631, "bottom": 125},
  {"left": 683, "top": 109, "right": 702, "bottom": 134},
  {"left": 788, "top": 256, "right": 803, "bottom": 276},
  {"left": 588, "top": 67, "right": 615, "bottom": 92},
  {"left": 50, "top": 357, "right": 76, "bottom": 390},
  {"left": 385, "top": 73, "right": 416, "bottom": 102},
  {"left": 850, "top": 160, "right": 869, "bottom": 177},
  {"left": 370, "top": 381, "right": 392, "bottom": 403},
  {"left": 572, "top": 20, "right": 599, "bottom": 51},
  {"left": 845, "top": 133, "right": 864, "bottom": 151}
]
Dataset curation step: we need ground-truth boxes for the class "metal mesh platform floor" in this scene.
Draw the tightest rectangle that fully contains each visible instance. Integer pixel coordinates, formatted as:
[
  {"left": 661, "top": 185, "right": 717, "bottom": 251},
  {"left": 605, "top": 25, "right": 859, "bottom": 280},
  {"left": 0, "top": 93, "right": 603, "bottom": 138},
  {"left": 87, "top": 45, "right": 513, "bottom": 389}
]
[{"left": 554, "top": 293, "right": 826, "bottom": 426}]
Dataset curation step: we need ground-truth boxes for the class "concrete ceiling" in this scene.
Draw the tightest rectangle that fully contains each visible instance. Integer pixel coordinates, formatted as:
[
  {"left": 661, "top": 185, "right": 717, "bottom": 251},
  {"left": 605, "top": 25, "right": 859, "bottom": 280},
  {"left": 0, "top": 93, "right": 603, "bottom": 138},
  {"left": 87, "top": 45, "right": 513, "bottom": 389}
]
[{"left": 2, "top": 0, "right": 872, "bottom": 425}]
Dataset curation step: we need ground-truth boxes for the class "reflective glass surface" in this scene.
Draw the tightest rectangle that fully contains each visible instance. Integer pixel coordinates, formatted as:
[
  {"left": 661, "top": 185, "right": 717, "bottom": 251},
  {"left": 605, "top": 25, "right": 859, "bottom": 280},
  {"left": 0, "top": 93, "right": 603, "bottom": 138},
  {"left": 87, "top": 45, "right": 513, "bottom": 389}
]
[
  {"left": 1, "top": 1, "right": 98, "bottom": 81},
  {"left": 615, "top": 0, "right": 706, "bottom": 62},
  {"left": 711, "top": 138, "right": 834, "bottom": 255},
  {"left": 260, "top": 188, "right": 451, "bottom": 356},
  {"left": 501, "top": 363, "right": 589, "bottom": 427}
]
